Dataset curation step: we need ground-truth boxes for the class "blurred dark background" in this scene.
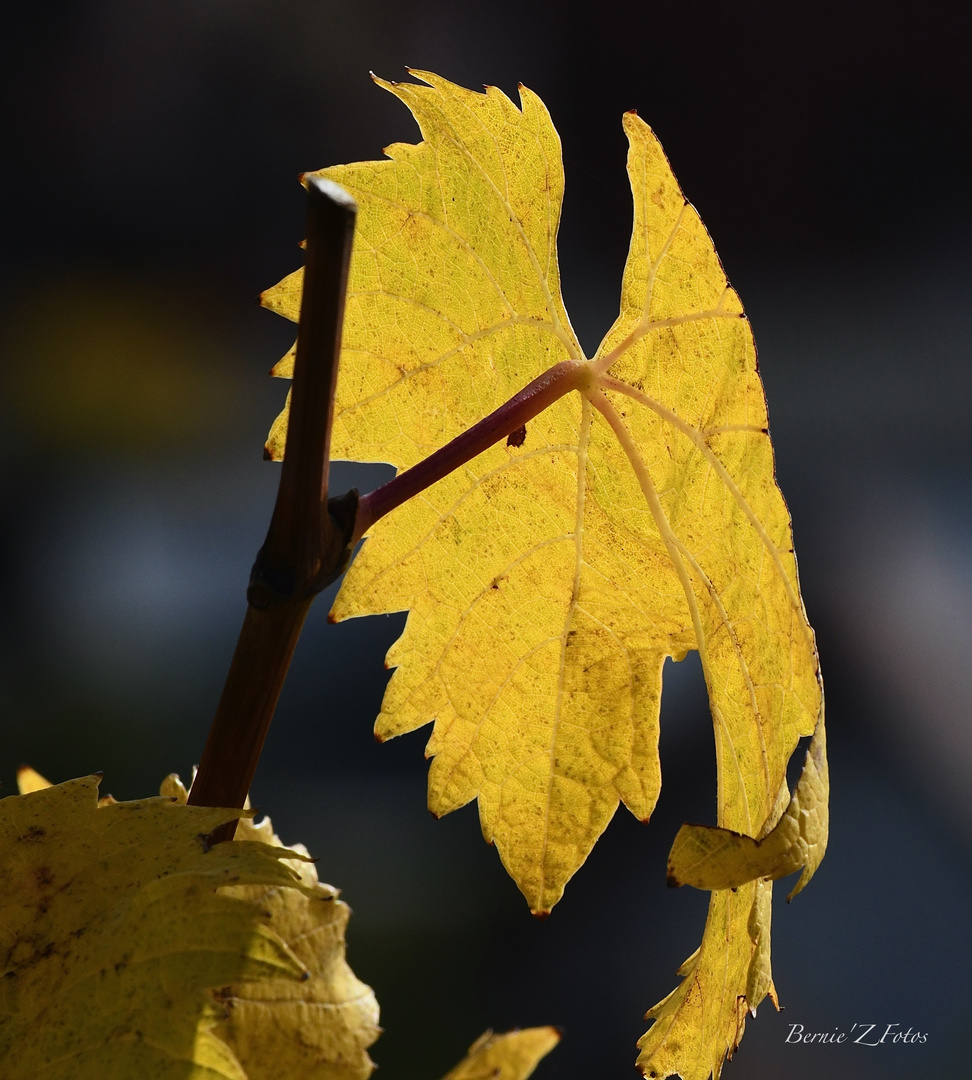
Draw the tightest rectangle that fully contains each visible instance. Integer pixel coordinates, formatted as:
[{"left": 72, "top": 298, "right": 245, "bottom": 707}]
[{"left": 2, "top": 2, "right": 971, "bottom": 1077}]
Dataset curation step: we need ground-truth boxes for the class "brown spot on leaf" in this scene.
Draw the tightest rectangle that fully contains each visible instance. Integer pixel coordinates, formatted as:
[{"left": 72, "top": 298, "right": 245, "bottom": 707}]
[{"left": 506, "top": 424, "right": 527, "bottom": 448}]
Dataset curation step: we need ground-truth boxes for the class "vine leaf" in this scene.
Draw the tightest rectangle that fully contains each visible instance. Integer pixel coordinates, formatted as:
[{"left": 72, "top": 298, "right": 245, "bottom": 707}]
[
  {"left": 264, "top": 66, "right": 823, "bottom": 903},
  {"left": 0, "top": 770, "right": 378, "bottom": 1080},
  {"left": 441, "top": 1027, "right": 560, "bottom": 1080},
  {"left": 263, "top": 70, "right": 825, "bottom": 1076}
]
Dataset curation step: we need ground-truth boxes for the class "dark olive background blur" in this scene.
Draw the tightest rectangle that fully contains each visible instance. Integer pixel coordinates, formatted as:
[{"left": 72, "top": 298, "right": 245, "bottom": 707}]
[{"left": 2, "top": 2, "right": 971, "bottom": 1077}]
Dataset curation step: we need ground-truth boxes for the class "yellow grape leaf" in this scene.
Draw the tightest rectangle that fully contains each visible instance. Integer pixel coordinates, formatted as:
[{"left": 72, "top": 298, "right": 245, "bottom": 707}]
[
  {"left": 264, "top": 71, "right": 822, "bottom": 921},
  {"left": 667, "top": 715, "right": 828, "bottom": 900},
  {"left": 441, "top": 1027, "right": 560, "bottom": 1080},
  {"left": 0, "top": 771, "right": 377, "bottom": 1080},
  {"left": 161, "top": 776, "right": 381, "bottom": 1080}
]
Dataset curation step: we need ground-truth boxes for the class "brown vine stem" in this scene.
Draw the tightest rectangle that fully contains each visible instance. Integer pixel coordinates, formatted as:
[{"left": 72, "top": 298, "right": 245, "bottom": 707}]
[{"left": 188, "top": 176, "right": 357, "bottom": 826}]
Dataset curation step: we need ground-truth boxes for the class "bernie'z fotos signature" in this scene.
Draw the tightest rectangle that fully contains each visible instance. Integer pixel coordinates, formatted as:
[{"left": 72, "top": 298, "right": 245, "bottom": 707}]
[{"left": 785, "top": 1023, "right": 928, "bottom": 1046}]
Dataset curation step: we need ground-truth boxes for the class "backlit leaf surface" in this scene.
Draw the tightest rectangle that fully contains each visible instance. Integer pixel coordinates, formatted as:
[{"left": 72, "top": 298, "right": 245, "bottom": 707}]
[{"left": 263, "top": 71, "right": 825, "bottom": 1077}]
